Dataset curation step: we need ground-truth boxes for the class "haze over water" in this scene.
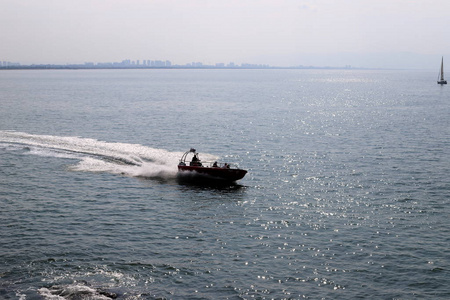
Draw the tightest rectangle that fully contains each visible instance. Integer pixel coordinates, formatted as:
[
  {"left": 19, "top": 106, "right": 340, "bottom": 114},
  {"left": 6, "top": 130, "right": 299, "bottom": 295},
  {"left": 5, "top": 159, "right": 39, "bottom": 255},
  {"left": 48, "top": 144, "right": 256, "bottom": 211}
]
[{"left": 1, "top": 69, "right": 449, "bottom": 299}]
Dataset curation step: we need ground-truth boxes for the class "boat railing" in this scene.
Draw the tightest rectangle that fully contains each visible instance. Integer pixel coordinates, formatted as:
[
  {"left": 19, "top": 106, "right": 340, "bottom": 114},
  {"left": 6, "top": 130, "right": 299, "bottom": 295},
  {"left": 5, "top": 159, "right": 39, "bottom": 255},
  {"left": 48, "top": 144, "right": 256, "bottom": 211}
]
[
  {"left": 180, "top": 160, "right": 240, "bottom": 169},
  {"left": 204, "top": 161, "right": 234, "bottom": 169},
  {"left": 178, "top": 149, "right": 242, "bottom": 169}
]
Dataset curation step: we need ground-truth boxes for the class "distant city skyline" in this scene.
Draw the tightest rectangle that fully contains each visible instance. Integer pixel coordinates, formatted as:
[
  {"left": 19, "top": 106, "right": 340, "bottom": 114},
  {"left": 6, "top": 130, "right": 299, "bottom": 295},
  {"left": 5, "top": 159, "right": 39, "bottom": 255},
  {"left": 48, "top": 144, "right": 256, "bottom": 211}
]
[
  {"left": 2, "top": 0, "right": 450, "bottom": 69},
  {"left": 0, "top": 53, "right": 447, "bottom": 70},
  {"left": 0, "top": 58, "right": 301, "bottom": 70}
]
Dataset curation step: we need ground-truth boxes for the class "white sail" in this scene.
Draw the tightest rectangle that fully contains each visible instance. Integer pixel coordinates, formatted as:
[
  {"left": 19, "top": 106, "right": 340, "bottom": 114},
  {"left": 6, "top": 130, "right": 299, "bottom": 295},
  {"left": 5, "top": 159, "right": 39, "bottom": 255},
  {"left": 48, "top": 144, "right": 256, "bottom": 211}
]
[{"left": 438, "top": 57, "right": 447, "bottom": 84}]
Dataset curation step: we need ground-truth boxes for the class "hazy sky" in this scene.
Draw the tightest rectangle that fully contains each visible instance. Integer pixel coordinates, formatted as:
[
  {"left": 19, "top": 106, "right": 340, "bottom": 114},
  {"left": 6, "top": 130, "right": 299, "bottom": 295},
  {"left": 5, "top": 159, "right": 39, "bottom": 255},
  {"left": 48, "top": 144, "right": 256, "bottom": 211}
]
[{"left": 2, "top": 0, "right": 450, "bottom": 68}]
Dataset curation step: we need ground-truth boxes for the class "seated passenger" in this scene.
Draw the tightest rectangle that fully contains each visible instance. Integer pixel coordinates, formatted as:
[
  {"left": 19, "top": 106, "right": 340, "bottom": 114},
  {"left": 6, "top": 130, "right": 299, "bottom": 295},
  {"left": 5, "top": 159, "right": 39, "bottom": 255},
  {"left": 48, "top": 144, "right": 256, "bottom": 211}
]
[{"left": 190, "top": 154, "right": 202, "bottom": 166}]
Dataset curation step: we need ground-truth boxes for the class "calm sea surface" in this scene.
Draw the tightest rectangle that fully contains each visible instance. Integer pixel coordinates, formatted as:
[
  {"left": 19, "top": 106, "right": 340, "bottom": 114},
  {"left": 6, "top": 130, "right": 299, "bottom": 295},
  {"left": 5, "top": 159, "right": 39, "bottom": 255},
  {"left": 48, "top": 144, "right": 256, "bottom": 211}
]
[{"left": 1, "top": 69, "right": 449, "bottom": 299}]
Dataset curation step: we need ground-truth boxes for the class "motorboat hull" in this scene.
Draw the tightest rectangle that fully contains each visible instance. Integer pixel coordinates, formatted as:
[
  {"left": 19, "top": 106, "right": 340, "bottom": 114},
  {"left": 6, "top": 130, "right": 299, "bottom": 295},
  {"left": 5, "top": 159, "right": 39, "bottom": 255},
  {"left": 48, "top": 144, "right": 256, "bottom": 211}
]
[{"left": 178, "top": 165, "right": 247, "bottom": 181}]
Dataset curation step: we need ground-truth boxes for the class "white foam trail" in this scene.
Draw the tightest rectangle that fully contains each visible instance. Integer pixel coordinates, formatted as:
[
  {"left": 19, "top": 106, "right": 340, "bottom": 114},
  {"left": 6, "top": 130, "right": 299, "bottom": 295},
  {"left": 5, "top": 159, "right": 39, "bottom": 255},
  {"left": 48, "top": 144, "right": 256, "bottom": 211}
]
[
  {"left": 38, "top": 285, "right": 112, "bottom": 300},
  {"left": 37, "top": 288, "right": 66, "bottom": 300},
  {"left": 0, "top": 130, "right": 218, "bottom": 180}
]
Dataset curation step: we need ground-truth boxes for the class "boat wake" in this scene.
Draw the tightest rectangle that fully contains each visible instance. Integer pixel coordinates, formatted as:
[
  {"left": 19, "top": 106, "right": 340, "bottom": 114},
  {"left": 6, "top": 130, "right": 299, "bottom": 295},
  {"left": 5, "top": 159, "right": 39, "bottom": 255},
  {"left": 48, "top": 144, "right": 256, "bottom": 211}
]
[{"left": 0, "top": 131, "right": 217, "bottom": 180}]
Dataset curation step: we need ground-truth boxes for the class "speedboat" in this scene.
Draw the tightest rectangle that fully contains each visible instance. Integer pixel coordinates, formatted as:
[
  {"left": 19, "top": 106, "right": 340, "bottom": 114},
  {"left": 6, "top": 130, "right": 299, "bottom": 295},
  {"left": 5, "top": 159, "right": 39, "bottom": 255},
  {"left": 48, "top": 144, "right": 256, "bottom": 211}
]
[{"left": 178, "top": 148, "right": 247, "bottom": 181}]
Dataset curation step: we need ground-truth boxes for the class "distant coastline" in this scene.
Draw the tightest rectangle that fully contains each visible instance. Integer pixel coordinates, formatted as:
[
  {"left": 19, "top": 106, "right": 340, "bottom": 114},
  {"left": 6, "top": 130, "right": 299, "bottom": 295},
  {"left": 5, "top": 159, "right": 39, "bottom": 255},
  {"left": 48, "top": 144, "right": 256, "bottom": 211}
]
[
  {"left": 0, "top": 65, "right": 357, "bottom": 70},
  {"left": 0, "top": 60, "right": 355, "bottom": 70}
]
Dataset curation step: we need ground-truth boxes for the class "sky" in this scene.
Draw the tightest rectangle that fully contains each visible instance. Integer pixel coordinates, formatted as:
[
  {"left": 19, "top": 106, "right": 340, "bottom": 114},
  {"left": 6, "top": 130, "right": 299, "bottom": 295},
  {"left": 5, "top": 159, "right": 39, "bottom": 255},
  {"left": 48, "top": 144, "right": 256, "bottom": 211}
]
[{"left": 1, "top": 0, "right": 450, "bottom": 69}]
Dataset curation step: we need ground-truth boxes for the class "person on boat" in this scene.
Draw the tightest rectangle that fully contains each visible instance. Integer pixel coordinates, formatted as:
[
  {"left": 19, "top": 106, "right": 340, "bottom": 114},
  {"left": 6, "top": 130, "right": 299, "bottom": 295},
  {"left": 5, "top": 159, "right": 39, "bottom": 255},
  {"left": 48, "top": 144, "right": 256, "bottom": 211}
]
[
  {"left": 190, "top": 154, "right": 202, "bottom": 166},
  {"left": 223, "top": 163, "right": 230, "bottom": 169},
  {"left": 212, "top": 161, "right": 218, "bottom": 167}
]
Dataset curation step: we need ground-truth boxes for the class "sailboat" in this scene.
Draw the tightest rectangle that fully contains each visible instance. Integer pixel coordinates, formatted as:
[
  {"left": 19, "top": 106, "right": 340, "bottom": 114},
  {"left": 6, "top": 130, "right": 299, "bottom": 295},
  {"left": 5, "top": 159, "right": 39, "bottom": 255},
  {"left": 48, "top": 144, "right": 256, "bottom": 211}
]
[{"left": 437, "top": 56, "right": 447, "bottom": 84}]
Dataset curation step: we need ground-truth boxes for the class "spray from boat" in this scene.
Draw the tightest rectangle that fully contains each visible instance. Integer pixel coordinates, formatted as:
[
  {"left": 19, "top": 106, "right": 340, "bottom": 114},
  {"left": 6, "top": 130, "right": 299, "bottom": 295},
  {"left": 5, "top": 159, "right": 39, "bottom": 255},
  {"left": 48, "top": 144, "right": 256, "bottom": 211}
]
[{"left": 0, "top": 130, "right": 217, "bottom": 180}]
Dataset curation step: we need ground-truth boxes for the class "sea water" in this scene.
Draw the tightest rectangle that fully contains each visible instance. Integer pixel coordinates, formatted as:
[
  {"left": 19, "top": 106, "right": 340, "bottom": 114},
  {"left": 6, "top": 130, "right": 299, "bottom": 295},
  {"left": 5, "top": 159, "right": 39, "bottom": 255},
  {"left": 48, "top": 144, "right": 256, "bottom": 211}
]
[{"left": 0, "top": 69, "right": 449, "bottom": 299}]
